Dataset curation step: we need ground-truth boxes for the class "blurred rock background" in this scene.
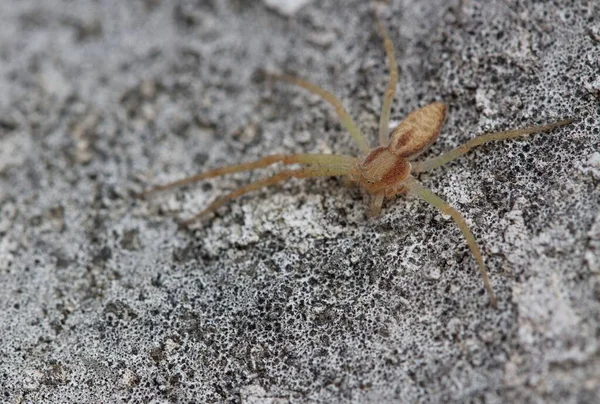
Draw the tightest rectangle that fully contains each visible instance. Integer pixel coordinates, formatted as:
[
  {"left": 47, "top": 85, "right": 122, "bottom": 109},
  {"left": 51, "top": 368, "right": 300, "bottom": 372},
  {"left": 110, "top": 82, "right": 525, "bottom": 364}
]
[{"left": 0, "top": 0, "right": 598, "bottom": 402}]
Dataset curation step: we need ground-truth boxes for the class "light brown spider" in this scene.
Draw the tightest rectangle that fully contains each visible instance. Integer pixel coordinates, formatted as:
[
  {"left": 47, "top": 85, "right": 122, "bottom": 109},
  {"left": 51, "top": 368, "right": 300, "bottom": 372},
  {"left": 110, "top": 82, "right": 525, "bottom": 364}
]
[{"left": 139, "top": 9, "right": 573, "bottom": 307}]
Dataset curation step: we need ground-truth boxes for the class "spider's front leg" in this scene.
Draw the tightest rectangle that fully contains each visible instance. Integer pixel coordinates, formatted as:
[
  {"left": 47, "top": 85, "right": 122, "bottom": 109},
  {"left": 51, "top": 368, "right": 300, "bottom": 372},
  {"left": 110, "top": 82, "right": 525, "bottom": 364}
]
[
  {"left": 368, "top": 193, "right": 385, "bottom": 217},
  {"left": 374, "top": 7, "right": 399, "bottom": 147},
  {"left": 266, "top": 73, "right": 371, "bottom": 154},
  {"left": 412, "top": 118, "right": 573, "bottom": 173}
]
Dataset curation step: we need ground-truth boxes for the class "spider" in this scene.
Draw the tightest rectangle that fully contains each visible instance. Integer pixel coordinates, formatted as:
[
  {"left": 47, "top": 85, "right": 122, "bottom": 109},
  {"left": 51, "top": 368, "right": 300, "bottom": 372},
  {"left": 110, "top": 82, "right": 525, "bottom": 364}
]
[{"left": 139, "top": 8, "right": 573, "bottom": 308}]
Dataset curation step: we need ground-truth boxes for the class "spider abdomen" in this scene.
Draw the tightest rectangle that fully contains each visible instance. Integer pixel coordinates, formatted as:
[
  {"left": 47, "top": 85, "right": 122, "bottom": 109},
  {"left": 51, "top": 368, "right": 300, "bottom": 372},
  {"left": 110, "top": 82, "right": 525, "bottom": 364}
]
[{"left": 389, "top": 102, "right": 447, "bottom": 158}]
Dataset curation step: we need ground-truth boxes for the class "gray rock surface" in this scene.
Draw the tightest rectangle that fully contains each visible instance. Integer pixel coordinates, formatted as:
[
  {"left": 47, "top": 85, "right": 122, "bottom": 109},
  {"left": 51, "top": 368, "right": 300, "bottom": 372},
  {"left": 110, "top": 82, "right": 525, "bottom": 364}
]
[{"left": 1, "top": 0, "right": 598, "bottom": 402}]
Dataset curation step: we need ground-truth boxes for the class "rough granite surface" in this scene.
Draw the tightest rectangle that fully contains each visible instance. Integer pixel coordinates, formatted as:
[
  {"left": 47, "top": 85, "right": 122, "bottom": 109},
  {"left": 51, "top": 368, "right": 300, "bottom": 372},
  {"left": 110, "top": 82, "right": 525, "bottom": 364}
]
[{"left": 1, "top": 0, "right": 599, "bottom": 402}]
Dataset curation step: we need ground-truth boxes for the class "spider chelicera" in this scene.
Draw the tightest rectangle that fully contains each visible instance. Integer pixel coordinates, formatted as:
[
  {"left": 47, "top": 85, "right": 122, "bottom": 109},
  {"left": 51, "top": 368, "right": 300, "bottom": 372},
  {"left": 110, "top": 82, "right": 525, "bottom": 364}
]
[{"left": 139, "top": 7, "right": 573, "bottom": 307}]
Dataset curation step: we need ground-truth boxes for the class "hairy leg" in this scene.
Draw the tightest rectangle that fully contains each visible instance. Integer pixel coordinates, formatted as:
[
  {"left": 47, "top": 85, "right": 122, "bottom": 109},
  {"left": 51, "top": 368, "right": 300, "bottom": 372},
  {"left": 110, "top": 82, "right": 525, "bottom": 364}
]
[
  {"left": 139, "top": 153, "right": 357, "bottom": 197},
  {"left": 266, "top": 73, "right": 371, "bottom": 154},
  {"left": 406, "top": 177, "right": 498, "bottom": 307},
  {"left": 368, "top": 193, "right": 385, "bottom": 217},
  {"left": 374, "top": 8, "right": 399, "bottom": 147},
  {"left": 180, "top": 165, "right": 353, "bottom": 226},
  {"left": 412, "top": 118, "right": 573, "bottom": 173}
]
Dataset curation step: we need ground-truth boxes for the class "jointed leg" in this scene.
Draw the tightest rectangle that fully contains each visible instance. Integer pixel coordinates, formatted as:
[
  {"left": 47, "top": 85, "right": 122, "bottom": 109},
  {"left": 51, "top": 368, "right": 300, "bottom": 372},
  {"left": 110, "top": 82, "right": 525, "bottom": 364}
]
[
  {"left": 412, "top": 118, "right": 573, "bottom": 173},
  {"left": 406, "top": 177, "right": 498, "bottom": 307},
  {"left": 368, "top": 193, "right": 385, "bottom": 217},
  {"left": 180, "top": 165, "right": 352, "bottom": 226},
  {"left": 266, "top": 73, "right": 371, "bottom": 154},
  {"left": 138, "top": 153, "right": 357, "bottom": 197},
  {"left": 375, "top": 8, "right": 399, "bottom": 147}
]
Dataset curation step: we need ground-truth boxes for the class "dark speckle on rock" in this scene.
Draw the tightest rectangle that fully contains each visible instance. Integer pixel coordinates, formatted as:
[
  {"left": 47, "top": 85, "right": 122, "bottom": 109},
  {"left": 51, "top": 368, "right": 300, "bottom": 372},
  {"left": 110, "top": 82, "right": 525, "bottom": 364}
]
[
  {"left": 0, "top": 0, "right": 598, "bottom": 402},
  {"left": 92, "top": 246, "right": 112, "bottom": 265}
]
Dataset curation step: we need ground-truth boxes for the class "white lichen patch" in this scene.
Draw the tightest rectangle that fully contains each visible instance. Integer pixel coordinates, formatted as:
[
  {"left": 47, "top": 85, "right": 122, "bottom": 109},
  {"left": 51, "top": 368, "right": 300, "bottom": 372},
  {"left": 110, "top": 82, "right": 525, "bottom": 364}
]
[
  {"left": 580, "top": 152, "right": 600, "bottom": 180},
  {"left": 0, "top": 202, "right": 17, "bottom": 233},
  {"left": 0, "top": 133, "right": 31, "bottom": 173},
  {"left": 583, "top": 72, "right": 600, "bottom": 96},
  {"left": 280, "top": 196, "right": 343, "bottom": 239},
  {"left": 199, "top": 189, "right": 347, "bottom": 257},
  {"left": 239, "top": 384, "right": 288, "bottom": 404},
  {"left": 121, "top": 369, "right": 140, "bottom": 388},
  {"left": 475, "top": 87, "right": 498, "bottom": 117},
  {"left": 0, "top": 235, "right": 18, "bottom": 273},
  {"left": 496, "top": 199, "right": 531, "bottom": 265},
  {"left": 263, "top": 0, "right": 312, "bottom": 16},
  {"left": 585, "top": 213, "right": 600, "bottom": 274},
  {"left": 226, "top": 222, "right": 260, "bottom": 248},
  {"left": 39, "top": 63, "right": 72, "bottom": 101},
  {"left": 442, "top": 174, "right": 478, "bottom": 205}
]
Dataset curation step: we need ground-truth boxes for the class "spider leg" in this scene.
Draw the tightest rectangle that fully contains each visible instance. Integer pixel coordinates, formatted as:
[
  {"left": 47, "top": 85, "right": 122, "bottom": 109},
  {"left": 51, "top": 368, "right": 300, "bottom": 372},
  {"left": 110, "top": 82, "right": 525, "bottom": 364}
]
[
  {"left": 266, "top": 73, "right": 371, "bottom": 154},
  {"left": 180, "top": 165, "right": 353, "bottom": 226},
  {"left": 374, "top": 7, "right": 399, "bottom": 147},
  {"left": 368, "top": 193, "right": 385, "bottom": 217},
  {"left": 412, "top": 118, "right": 573, "bottom": 173},
  {"left": 138, "top": 153, "right": 357, "bottom": 197},
  {"left": 406, "top": 177, "right": 498, "bottom": 308}
]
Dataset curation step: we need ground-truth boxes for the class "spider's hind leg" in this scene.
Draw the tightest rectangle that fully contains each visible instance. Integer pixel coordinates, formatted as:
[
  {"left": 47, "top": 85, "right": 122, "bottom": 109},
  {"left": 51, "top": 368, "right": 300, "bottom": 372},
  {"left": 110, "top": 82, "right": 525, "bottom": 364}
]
[{"left": 138, "top": 153, "right": 356, "bottom": 197}]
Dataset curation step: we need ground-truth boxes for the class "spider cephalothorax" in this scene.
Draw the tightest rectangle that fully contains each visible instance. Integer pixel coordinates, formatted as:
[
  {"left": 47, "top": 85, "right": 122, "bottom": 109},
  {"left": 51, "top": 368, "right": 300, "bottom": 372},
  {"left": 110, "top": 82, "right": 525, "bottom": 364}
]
[
  {"left": 139, "top": 7, "right": 572, "bottom": 308},
  {"left": 349, "top": 102, "right": 447, "bottom": 208}
]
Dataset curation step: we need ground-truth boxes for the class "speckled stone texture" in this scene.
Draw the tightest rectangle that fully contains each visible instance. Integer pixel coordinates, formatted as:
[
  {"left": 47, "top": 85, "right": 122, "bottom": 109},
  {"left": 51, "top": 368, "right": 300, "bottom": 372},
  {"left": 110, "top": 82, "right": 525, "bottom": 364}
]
[{"left": 1, "top": 0, "right": 599, "bottom": 402}]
